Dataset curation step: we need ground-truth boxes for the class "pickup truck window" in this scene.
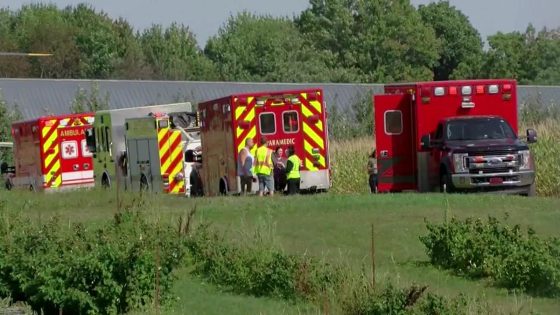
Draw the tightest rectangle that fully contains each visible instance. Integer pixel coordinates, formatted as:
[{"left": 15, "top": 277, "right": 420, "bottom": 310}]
[{"left": 446, "top": 118, "right": 516, "bottom": 141}]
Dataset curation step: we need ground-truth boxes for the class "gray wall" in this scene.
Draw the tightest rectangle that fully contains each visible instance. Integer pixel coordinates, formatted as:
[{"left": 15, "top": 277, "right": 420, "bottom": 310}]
[{"left": 0, "top": 79, "right": 558, "bottom": 119}]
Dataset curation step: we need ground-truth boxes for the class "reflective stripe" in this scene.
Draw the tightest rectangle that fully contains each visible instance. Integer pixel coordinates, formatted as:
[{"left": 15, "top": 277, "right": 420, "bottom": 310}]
[
  {"left": 287, "top": 155, "right": 300, "bottom": 179},
  {"left": 255, "top": 146, "right": 272, "bottom": 175}
]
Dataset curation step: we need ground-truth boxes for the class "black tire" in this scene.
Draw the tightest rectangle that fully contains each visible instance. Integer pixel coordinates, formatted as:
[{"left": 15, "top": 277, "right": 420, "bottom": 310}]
[
  {"left": 524, "top": 182, "right": 537, "bottom": 197},
  {"left": 440, "top": 171, "right": 454, "bottom": 193},
  {"left": 101, "top": 174, "right": 110, "bottom": 189},
  {"left": 189, "top": 169, "right": 203, "bottom": 197},
  {"left": 140, "top": 174, "right": 149, "bottom": 192},
  {"left": 219, "top": 178, "right": 227, "bottom": 195}
]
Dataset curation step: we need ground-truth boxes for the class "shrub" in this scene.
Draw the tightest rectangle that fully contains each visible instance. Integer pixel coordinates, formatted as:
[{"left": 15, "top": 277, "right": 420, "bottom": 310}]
[
  {"left": 420, "top": 215, "right": 560, "bottom": 296},
  {"left": 185, "top": 224, "right": 344, "bottom": 301},
  {"left": 0, "top": 200, "right": 186, "bottom": 314}
]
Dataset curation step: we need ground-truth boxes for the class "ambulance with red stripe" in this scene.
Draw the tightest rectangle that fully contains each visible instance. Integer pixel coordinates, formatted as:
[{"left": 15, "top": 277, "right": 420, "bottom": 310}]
[
  {"left": 9, "top": 113, "right": 95, "bottom": 191},
  {"left": 197, "top": 88, "right": 330, "bottom": 196},
  {"left": 124, "top": 113, "right": 191, "bottom": 194}
]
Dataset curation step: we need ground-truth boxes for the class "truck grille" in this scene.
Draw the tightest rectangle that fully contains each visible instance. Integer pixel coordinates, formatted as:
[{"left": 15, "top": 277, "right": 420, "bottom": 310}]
[
  {"left": 468, "top": 150, "right": 516, "bottom": 156},
  {"left": 469, "top": 167, "right": 514, "bottom": 174}
]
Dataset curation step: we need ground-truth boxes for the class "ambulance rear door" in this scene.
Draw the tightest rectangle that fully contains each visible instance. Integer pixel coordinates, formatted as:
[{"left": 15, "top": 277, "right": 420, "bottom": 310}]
[{"left": 374, "top": 94, "right": 417, "bottom": 192}]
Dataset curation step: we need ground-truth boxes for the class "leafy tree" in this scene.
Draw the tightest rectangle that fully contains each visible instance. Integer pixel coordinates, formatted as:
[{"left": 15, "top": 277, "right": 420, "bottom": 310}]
[
  {"left": 297, "top": 0, "right": 440, "bottom": 82},
  {"left": 0, "top": 94, "right": 21, "bottom": 164},
  {"left": 0, "top": 8, "right": 32, "bottom": 77},
  {"left": 12, "top": 4, "right": 80, "bottom": 78},
  {"left": 66, "top": 4, "right": 120, "bottom": 78},
  {"left": 70, "top": 82, "right": 110, "bottom": 113},
  {"left": 524, "top": 26, "right": 560, "bottom": 85},
  {"left": 483, "top": 31, "right": 526, "bottom": 80},
  {"left": 418, "top": 1, "right": 483, "bottom": 80},
  {"left": 111, "top": 18, "right": 153, "bottom": 79},
  {"left": 205, "top": 12, "right": 348, "bottom": 82},
  {"left": 141, "top": 23, "right": 218, "bottom": 81}
]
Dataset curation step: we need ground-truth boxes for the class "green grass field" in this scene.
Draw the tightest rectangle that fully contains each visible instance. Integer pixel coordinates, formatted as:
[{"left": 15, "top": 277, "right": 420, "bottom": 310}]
[{"left": 3, "top": 189, "right": 560, "bottom": 314}]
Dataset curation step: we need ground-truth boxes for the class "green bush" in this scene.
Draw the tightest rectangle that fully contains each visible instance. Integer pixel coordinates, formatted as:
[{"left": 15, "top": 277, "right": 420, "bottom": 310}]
[
  {"left": 341, "top": 282, "right": 479, "bottom": 315},
  {"left": 185, "top": 224, "right": 344, "bottom": 301},
  {"left": 186, "top": 224, "right": 492, "bottom": 314},
  {"left": 420, "top": 215, "right": 560, "bottom": 297},
  {"left": 0, "top": 200, "right": 186, "bottom": 314}
]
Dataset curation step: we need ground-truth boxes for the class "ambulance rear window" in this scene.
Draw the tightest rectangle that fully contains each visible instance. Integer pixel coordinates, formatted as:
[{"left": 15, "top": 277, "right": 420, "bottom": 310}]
[
  {"left": 384, "top": 110, "right": 402, "bottom": 135},
  {"left": 283, "top": 111, "right": 299, "bottom": 133},
  {"left": 259, "top": 113, "right": 276, "bottom": 135}
]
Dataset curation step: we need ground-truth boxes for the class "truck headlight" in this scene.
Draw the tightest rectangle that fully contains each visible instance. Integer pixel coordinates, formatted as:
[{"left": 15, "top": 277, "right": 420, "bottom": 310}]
[
  {"left": 519, "top": 150, "right": 532, "bottom": 170},
  {"left": 452, "top": 153, "right": 468, "bottom": 173}
]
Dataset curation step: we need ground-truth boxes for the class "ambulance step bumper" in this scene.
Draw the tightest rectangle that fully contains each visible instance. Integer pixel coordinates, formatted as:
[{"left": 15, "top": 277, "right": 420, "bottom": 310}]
[{"left": 451, "top": 170, "right": 534, "bottom": 189}]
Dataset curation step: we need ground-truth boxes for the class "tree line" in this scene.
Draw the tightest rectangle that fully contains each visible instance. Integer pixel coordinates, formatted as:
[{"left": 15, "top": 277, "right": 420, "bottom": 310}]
[{"left": 0, "top": 1, "right": 559, "bottom": 85}]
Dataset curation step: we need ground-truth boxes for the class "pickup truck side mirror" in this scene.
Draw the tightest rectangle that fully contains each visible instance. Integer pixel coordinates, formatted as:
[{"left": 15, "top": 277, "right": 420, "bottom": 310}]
[
  {"left": 526, "top": 128, "right": 537, "bottom": 143},
  {"left": 420, "top": 134, "right": 431, "bottom": 150}
]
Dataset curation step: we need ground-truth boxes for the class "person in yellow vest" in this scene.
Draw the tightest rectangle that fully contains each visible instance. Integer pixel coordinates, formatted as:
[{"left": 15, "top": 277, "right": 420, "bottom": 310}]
[
  {"left": 254, "top": 137, "right": 274, "bottom": 197},
  {"left": 285, "top": 145, "right": 301, "bottom": 195}
]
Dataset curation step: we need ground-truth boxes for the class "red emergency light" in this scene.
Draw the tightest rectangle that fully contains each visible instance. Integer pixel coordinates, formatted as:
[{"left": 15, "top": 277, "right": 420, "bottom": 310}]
[
  {"left": 237, "top": 97, "right": 248, "bottom": 106},
  {"left": 502, "top": 84, "right": 512, "bottom": 100},
  {"left": 421, "top": 87, "right": 431, "bottom": 103}
]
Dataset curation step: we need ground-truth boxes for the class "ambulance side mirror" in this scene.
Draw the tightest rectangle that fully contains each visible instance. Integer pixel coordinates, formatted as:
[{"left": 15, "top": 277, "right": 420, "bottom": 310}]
[
  {"left": 85, "top": 128, "right": 96, "bottom": 153},
  {"left": 421, "top": 134, "right": 431, "bottom": 150},
  {"left": 526, "top": 129, "right": 537, "bottom": 144}
]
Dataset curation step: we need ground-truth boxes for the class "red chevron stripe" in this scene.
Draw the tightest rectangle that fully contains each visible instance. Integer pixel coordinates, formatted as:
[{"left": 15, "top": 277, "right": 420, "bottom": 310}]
[
  {"left": 46, "top": 168, "right": 62, "bottom": 188},
  {"left": 235, "top": 120, "right": 257, "bottom": 144},
  {"left": 166, "top": 153, "right": 184, "bottom": 193},
  {"left": 160, "top": 134, "right": 181, "bottom": 169},
  {"left": 236, "top": 98, "right": 256, "bottom": 123},
  {"left": 158, "top": 130, "right": 170, "bottom": 149},
  {"left": 299, "top": 96, "right": 323, "bottom": 117},
  {"left": 41, "top": 121, "right": 60, "bottom": 146},
  {"left": 44, "top": 155, "right": 60, "bottom": 175}
]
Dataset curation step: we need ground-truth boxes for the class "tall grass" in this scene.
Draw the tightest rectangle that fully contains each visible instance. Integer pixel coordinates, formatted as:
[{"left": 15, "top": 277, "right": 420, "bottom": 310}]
[{"left": 331, "top": 119, "right": 560, "bottom": 197}]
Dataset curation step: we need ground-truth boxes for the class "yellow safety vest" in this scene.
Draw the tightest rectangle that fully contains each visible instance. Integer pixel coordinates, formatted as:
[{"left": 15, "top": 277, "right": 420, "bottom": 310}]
[
  {"left": 255, "top": 146, "right": 273, "bottom": 175},
  {"left": 287, "top": 155, "right": 301, "bottom": 180}
]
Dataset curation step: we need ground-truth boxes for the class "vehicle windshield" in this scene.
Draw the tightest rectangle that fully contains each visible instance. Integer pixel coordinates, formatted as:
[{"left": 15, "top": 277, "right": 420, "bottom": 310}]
[{"left": 445, "top": 118, "right": 516, "bottom": 141}]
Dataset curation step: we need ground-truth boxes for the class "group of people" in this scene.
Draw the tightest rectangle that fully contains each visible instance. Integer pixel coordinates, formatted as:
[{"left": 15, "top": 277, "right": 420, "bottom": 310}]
[{"left": 237, "top": 137, "right": 301, "bottom": 196}]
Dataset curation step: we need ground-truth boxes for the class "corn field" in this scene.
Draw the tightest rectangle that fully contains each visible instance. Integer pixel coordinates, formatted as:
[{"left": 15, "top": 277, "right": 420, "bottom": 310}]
[{"left": 330, "top": 119, "right": 560, "bottom": 197}]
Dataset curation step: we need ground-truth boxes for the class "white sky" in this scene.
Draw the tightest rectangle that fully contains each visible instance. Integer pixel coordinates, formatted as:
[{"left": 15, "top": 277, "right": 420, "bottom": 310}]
[{"left": 2, "top": 0, "right": 559, "bottom": 46}]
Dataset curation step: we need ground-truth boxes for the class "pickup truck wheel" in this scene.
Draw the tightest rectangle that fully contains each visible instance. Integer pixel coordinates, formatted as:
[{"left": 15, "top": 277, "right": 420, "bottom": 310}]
[
  {"left": 4, "top": 179, "right": 12, "bottom": 191},
  {"left": 525, "top": 182, "right": 537, "bottom": 197},
  {"left": 189, "top": 169, "right": 203, "bottom": 197},
  {"left": 440, "top": 172, "right": 454, "bottom": 193}
]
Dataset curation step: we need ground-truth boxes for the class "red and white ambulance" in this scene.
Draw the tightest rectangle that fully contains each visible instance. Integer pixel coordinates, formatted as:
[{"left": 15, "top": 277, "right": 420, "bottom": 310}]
[
  {"left": 374, "top": 79, "right": 537, "bottom": 195},
  {"left": 9, "top": 113, "right": 95, "bottom": 191}
]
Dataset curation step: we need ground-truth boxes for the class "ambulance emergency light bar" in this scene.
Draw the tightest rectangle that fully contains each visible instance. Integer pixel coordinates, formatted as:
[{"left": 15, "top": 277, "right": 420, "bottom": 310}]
[
  {"left": 421, "top": 83, "right": 512, "bottom": 107},
  {"left": 237, "top": 91, "right": 319, "bottom": 107}
]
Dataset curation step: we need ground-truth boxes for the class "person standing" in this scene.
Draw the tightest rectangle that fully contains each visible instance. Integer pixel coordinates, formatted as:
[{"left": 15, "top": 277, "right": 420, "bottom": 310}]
[
  {"left": 367, "top": 149, "right": 378, "bottom": 193},
  {"left": 254, "top": 137, "right": 274, "bottom": 197},
  {"left": 285, "top": 146, "right": 301, "bottom": 195},
  {"left": 237, "top": 138, "right": 255, "bottom": 195},
  {"left": 272, "top": 147, "right": 287, "bottom": 192}
]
